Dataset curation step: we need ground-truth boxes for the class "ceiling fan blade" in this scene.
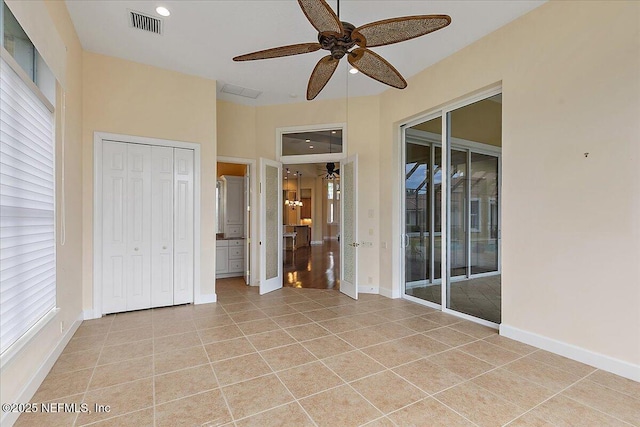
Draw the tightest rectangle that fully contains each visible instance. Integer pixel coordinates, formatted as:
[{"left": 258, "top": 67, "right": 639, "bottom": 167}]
[
  {"left": 298, "top": 0, "right": 344, "bottom": 36},
  {"left": 233, "top": 43, "right": 322, "bottom": 61},
  {"left": 307, "top": 55, "right": 339, "bottom": 100},
  {"left": 348, "top": 48, "right": 407, "bottom": 89},
  {"left": 352, "top": 15, "right": 451, "bottom": 48}
]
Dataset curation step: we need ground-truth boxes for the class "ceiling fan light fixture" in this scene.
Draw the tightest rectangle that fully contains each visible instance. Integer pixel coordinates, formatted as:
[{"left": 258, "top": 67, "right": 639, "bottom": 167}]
[
  {"left": 233, "top": 0, "right": 451, "bottom": 100},
  {"left": 155, "top": 6, "right": 170, "bottom": 17}
]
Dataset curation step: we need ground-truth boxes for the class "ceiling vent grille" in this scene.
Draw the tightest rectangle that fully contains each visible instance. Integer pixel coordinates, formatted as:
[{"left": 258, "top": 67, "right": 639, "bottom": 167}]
[
  {"left": 129, "top": 10, "right": 163, "bottom": 35},
  {"left": 221, "top": 84, "right": 262, "bottom": 99}
]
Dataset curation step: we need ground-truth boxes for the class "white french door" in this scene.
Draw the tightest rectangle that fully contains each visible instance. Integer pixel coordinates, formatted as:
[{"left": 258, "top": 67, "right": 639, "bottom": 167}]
[
  {"left": 259, "top": 158, "right": 283, "bottom": 295},
  {"left": 340, "top": 155, "right": 358, "bottom": 299},
  {"left": 101, "top": 141, "right": 194, "bottom": 314},
  {"left": 173, "top": 148, "right": 195, "bottom": 304}
]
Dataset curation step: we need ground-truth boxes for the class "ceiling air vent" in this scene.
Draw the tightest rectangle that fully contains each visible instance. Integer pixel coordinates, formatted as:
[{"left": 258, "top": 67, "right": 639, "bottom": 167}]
[
  {"left": 221, "top": 84, "right": 262, "bottom": 99},
  {"left": 129, "top": 10, "right": 163, "bottom": 35}
]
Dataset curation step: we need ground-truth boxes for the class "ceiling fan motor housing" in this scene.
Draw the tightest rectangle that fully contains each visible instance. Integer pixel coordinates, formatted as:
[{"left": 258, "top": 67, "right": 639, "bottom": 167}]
[{"left": 318, "top": 22, "right": 359, "bottom": 59}]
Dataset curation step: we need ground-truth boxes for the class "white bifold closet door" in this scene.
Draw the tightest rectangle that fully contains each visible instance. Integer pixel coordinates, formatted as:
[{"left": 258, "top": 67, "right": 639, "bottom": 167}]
[{"left": 102, "top": 141, "right": 194, "bottom": 314}]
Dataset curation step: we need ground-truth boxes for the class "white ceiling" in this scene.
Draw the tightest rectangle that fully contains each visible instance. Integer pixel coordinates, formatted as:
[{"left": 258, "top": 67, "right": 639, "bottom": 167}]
[{"left": 65, "top": 0, "right": 545, "bottom": 106}]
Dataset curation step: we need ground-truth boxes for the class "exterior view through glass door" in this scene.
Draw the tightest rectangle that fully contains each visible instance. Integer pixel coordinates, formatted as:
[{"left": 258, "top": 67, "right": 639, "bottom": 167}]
[{"left": 402, "top": 92, "right": 502, "bottom": 324}]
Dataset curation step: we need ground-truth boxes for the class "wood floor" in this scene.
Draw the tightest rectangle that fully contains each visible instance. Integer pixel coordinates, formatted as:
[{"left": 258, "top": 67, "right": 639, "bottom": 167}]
[{"left": 283, "top": 240, "right": 340, "bottom": 290}]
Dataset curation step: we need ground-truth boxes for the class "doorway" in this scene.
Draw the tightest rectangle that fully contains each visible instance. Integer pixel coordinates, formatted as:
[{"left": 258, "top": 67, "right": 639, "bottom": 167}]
[
  {"left": 282, "top": 163, "right": 341, "bottom": 290},
  {"left": 402, "top": 90, "right": 502, "bottom": 325},
  {"left": 216, "top": 157, "right": 256, "bottom": 287}
]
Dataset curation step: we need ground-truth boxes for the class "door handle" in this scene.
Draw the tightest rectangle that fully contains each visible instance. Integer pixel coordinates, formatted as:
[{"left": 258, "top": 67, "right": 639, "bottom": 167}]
[
  {"left": 350, "top": 242, "right": 360, "bottom": 247},
  {"left": 162, "top": 246, "right": 167, "bottom": 250},
  {"left": 134, "top": 247, "right": 139, "bottom": 251}
]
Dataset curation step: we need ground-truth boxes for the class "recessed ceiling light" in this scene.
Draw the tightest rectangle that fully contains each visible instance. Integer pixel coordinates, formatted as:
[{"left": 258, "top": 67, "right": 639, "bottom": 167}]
[
  {"left": 309, "top": 145, "right": 314, "bottom": 149},
  {"left": 156, "top": 6, "right": 170, "bottom": 16},
  {"left": 331, "top": 131, "right": 337, "bottom": 134},
  {"left": 349, "top": 68, "right": 359, "bottom": 74},
  {"left": 305, "top": 139, "right": 311, "bottom": 143}
]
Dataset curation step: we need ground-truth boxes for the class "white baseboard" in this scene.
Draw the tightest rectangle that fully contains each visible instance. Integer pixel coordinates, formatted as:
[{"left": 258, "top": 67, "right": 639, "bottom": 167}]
[
  {"left": 83, "top": 309, "right": 99, "bottom": 320},
  {"left": 196, "top": 293, "right": 217, "bottom": 304},
  {"left": 1, "top": 313, "right": 83, "bottom": 427},
  {"left": 379, "top": 287, "right": 399, "bottom": 299},
  {"left": 358, "top": 285, "right": 379, "bottom": 294},
  {"left": 500, "top": 324, "right": 640, "bottom": 382}
]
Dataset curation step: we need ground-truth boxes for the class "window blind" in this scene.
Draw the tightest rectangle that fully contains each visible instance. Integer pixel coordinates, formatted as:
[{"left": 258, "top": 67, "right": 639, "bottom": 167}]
[{"left": 0, "top": 56, "right": 56, "bottom": 355}]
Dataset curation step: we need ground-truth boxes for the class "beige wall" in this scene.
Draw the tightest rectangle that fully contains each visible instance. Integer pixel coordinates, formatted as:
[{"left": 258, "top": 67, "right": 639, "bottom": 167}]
[
  {"left": 378, "top": 1, "right": 640, "bottom": 365},
  {"left": 1, "top": 0, "right": 84, "bottom": 410},
  {"left": 217, "top": 95, "right": 382, "bottom": 291},
  {"left": 82, "top": 52, "right": 218, "bottom": 305}
]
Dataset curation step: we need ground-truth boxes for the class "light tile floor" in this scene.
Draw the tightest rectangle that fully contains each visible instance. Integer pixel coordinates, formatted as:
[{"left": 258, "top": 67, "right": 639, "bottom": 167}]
[{"left": 17, "top": 278, "right": 640, "bottom": 427}]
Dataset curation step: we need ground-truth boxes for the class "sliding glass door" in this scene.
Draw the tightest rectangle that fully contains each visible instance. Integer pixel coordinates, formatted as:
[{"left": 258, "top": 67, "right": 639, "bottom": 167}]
[
  {"left": 404, "top": 117, "right": 441, "bottom": 305},
  {"left": 402, "top": 92, "right": 502, "bottom": 324}
]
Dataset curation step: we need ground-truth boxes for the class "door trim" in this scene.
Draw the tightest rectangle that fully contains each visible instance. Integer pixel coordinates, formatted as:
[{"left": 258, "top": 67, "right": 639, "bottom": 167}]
[{"left": 93, "top": 132, "right": 202, "bottom": 319}]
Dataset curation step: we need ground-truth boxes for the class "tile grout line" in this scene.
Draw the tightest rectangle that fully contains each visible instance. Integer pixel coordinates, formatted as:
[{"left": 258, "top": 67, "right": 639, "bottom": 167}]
[
  {"left": 499, "top": 367, "right": 635, "bottom": 427},
  {"left": 227, "top": 304, "right": 320, "bottom": 427}
]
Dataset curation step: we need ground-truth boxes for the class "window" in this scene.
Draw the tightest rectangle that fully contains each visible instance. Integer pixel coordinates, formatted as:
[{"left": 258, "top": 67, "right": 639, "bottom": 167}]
[
  {"left": 470, "top": 198, "right": 480, "bottom": 232},
  {"left": 326, "top": 180, "right": 340, "bottom": 224},
  {"left": 0, "top": 2, "right": 56, "bottom": 358}
]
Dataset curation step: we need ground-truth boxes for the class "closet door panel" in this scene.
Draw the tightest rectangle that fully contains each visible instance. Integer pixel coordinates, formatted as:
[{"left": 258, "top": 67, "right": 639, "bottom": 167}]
[
  {"left": 102, "top": 142, "right": 128, "bottom": 314},
  {"left": 151, "top": 146, "right": 174, "bottom": 307},
  {"left": 126, "top": 143, "right": 152, "bottom": 311},
  {"left": 173, "top": 148, "right": 194, "bottom": 304}
]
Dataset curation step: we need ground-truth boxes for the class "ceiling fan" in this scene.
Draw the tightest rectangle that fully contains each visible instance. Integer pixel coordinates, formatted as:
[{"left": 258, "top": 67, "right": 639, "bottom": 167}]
[
  {"left": 322, "top": 162, "right": 340, "bottom": 179},
  {"left": 233, "top": 0, "right": 451, "bottom": 100}
]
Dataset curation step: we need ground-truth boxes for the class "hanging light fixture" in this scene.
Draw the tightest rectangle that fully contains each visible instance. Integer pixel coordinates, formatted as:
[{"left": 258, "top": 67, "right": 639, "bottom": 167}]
[{"left": 284, "top": 168, "right": 303, "bottom": 209}]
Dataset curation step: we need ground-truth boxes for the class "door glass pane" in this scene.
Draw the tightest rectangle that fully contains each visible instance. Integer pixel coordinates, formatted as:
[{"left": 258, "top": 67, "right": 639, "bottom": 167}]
[
  {"left": 265, "top": 165, "right": 279, "bottom": 280},
  {"left": 404, "top": 116, "right": 441, "bottom": 304},
  {"left": 470, "top": 153, "right": 499, "bottom": 275},
  {"left": 447, "top": 95, "right": 502, "bottom": 323},
  {"left": 449, "top": 149, "right": 468, "bottom": 278},
  {"left": 342, "top": 161, "right": 355, "bottom": 285},
  {"left": 434, "top": 147, "right": 442, "bottom": 281}
]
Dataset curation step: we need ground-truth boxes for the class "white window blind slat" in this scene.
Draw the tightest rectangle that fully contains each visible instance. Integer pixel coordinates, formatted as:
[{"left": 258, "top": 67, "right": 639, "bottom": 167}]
[
  {"left": 0, "top": 247, "right": 54, "bottom": 271},
  {"left": 0, "top": 56, "right": 56, "bottom": 356},
  {"left": 1, "top": 115, "right": 53, "bottom": 156},
  {"left": 0, "top": 152, "right": 54, "bottom": 184},
  {"left": 1, "top": 166, "right": 54, "bottom": 191},
  {"left": 1, "top": 286, "right": 56, "bottom": 352},
  {"left": 1, "top": 70, "right": 52, "bottom": 131},
  {"left": 0, "top": 238, "right": 54, "bottom": 260},
  {"left": 0, "top": 224, "right": 54, "bottom": 239},
  {"left": 2, "top": 267, "right": 55, "bottom": 308},
  {"left": 0, "top": 195, "right": 53, "bottom": 211},
  {"left": 1, "top": 131, "right": 54, "bottom": 171}
]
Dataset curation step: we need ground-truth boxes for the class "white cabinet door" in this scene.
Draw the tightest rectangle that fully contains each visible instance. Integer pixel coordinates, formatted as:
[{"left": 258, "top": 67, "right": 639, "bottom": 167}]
[
  {"left": 126, "top": 143, "right": 152, "bottom": 311},
  {"left": 173, "top": 148, "right": 194, "bottom": 305},
  {"left": 225, "top": 176, "right": 244, "bottom": 226},
  {"left": 102, "top": 142, "right": 128, "bottom": 314},
  {"left": 151, "top": 146, "right": 174, "bottom": 308},
  {"left": 216, "top": 245, "right": 229, "bottom": 274}
]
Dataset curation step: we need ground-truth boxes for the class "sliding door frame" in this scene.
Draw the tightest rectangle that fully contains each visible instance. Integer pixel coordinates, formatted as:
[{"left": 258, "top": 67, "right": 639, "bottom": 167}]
[{"left": 400, "top": 85, "right": 502, "bottom": 327}]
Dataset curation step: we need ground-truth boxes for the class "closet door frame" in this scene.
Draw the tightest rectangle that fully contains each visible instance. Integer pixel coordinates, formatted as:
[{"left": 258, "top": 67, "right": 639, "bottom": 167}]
[{"left": 93, "top": 132, "right": 201, "bottom": 319}]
